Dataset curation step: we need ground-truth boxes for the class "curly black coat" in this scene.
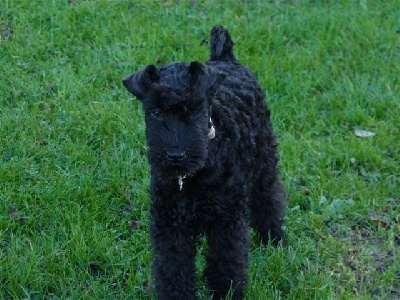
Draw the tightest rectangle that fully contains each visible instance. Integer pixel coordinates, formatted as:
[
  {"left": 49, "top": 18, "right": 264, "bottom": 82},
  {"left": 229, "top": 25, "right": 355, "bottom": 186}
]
[{"left": 123, "top": 26, "right": 285, "bottom": 300}]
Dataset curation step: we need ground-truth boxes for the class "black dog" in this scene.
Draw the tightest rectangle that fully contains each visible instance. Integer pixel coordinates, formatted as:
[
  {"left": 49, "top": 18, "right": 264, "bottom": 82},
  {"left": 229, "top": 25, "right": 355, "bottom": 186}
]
[{"left": 123, "top": 26, "right": 285, "bottom": 300}]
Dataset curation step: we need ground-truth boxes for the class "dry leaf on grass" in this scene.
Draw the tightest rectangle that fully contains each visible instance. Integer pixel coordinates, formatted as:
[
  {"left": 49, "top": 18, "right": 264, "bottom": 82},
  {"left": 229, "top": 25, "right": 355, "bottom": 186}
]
[
  {"left": 9, "top": 208, "right": 19, "bottom": 218},
  {"left": 88, "top": 261, "right": 104, "bottom": 275},
  {"left": 128, "top": 219, "right": 139, "bottom": 232},
  {"left": 368, "top": 210, "right": 389, "bottom": 228},
  {"left": 354, "top": 128, "right": 376, "bottom": 137},
  {"left": 45, "top": 83, "right": 56, "bottom": 93}
]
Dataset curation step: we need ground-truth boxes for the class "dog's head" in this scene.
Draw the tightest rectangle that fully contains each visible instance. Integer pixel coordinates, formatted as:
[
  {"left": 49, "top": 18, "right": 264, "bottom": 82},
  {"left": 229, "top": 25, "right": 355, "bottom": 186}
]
[{"left": 123, "top": 61, "right": 226, "bottom": 177}]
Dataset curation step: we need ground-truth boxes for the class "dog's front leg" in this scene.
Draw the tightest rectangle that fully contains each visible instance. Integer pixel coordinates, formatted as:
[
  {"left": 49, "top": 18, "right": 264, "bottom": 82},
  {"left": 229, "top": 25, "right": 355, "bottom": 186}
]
[
  {"left": 150, "top": 219, "right": 197, "bottom": 300},
  {"left": 205, "top": 218, "right": 249, "bottom": 300}
]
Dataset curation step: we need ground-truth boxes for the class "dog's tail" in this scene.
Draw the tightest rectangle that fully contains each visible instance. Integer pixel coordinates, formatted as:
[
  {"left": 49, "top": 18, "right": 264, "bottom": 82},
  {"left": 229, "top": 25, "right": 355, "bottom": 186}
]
[{"left": 209, "top": 25, "right": 236, "bottom": 61}]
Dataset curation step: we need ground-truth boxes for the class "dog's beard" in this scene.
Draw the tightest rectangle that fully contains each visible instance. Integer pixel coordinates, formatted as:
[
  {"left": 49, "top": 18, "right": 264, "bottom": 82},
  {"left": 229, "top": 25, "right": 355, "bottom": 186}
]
[{"left": 147, "top": 148, "right": 208, "bottom": 178}]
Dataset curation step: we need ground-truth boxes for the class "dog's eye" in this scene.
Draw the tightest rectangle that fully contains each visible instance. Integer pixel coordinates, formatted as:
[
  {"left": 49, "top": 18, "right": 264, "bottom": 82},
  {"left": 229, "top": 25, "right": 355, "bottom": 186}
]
[{"left": 150, "top": 109, "right": 163, "bottom": 120}]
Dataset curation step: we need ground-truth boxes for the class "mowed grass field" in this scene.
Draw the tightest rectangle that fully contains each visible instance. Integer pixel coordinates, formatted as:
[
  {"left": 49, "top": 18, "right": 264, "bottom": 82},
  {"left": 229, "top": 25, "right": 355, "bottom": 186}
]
[{"left": 1, "top": 0, "right": 399, "bottom": 299}]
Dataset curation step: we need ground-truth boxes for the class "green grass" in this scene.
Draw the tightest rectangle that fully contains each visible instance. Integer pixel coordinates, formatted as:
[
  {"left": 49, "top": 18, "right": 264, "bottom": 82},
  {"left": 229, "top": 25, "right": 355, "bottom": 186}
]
[{"left": 1, "top": 0, "right": 399, "bottom": 299}]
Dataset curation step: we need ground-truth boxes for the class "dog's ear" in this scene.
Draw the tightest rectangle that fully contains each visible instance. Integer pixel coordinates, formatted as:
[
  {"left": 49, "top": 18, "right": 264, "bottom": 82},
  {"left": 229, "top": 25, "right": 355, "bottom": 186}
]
[
  {"left": 188, "top": 61, "right": 226, "bottom": 98},
  {"left": 122, "top": 65, "right": 159, "bottom": 101}
]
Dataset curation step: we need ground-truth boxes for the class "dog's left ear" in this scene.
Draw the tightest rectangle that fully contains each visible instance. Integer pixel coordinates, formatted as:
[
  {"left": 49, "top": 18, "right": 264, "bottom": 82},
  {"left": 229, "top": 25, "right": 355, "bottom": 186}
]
[
  {"left": 122, "top": 65, "right": 160, "bottom": 101},
  {"left": 188, "top": 61, "right": 226, "bottom": 98}
]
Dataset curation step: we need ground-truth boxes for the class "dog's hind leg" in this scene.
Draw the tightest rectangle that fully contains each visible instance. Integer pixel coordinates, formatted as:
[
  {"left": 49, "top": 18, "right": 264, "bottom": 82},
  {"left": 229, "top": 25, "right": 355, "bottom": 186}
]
[{"left": 249, "top": 174, "right": 285, "bottom": 246}]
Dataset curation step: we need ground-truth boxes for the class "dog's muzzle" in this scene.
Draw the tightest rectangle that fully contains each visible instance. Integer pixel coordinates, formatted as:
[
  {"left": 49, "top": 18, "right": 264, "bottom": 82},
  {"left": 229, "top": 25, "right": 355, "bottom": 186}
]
[{"left": 176, "top": 118, "right": 215, "bottom": 191}]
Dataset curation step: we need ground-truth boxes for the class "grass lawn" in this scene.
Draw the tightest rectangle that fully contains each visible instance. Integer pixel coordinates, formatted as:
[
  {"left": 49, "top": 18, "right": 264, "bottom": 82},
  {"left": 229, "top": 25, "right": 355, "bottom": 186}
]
[{"left": 1, "top": 0, "right": 399, "bottom": 299}]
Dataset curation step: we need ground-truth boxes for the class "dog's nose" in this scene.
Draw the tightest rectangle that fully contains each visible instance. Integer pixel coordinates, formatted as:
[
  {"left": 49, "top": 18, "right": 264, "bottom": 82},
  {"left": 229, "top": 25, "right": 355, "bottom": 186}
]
[{"left": 166, "top": 149, "right": 186, "bottom": 161}]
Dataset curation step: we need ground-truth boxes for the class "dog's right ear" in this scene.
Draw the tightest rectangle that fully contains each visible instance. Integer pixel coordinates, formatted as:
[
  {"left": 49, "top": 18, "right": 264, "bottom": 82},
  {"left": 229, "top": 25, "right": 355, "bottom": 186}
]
[
  {"left": 122, "top": 65, "right": 159, "bottom": 101},
  {"left": 188, "top": 61, "right": 226, "bottom": 99}
]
